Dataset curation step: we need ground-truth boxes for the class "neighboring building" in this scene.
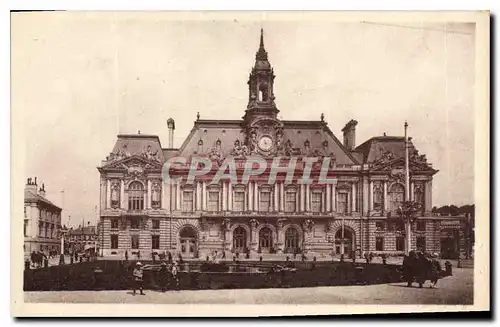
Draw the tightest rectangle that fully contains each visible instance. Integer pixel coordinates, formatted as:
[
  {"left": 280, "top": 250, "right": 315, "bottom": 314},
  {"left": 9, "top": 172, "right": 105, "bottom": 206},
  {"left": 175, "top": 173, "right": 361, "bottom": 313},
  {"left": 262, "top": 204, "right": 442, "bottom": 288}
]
[
  {"left": 98, "top": 30, "right": 468, "bottom": 259},
  {"left": 24, "top": 177, "right": 62, "bottom": 256},
  {"left": 67, "top": 224, "right": 99, "bottom": 255}
]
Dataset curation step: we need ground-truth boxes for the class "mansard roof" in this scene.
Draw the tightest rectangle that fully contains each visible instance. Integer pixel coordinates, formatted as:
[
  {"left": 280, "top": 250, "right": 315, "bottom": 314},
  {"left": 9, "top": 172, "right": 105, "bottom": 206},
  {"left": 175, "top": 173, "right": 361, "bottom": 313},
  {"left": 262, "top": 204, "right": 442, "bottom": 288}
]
[
  {"left": 24, "top": 189, "right": 62, "bottom": 211},
  {"left": 355, "top": 135, "right": 437, "bottom": 173},
  {"left": 176, "top": 119, "right": 359, "bottom": 165}
]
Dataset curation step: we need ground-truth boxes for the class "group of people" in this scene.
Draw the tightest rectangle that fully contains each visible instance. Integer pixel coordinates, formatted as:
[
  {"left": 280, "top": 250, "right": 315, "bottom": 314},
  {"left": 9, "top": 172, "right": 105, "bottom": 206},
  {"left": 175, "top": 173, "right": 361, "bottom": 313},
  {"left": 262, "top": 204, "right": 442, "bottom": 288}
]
[
  {"left": 29, "top": 250, "right": 48, "bottom": 268},
  {"left": 131, "top": 261, "right": 180, "bottom": 295},
  {"left": 402, "top": 251, "right": 444, "bottom": 289}
]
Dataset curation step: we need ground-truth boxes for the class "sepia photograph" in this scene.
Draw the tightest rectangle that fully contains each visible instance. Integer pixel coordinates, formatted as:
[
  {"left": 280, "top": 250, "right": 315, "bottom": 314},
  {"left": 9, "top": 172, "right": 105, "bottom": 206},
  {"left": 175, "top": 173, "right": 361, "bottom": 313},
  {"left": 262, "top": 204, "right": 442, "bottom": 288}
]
[{"left": 10, "top": 11, "right": 489, "bottom": 316}]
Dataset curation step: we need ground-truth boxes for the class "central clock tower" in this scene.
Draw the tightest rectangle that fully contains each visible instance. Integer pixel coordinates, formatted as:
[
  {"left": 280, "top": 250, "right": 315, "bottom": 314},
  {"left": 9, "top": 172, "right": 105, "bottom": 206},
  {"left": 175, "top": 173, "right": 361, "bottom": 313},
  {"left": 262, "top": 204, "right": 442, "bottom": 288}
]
[{"left": 243, "top": 29, "right": 283, "bottom": 156}]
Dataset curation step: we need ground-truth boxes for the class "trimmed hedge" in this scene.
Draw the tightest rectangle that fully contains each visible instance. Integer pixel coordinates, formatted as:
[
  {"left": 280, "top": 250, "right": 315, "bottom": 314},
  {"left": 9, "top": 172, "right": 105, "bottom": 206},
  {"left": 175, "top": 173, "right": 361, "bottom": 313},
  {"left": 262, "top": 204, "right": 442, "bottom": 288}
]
[{"left": 23, "top": 260, "right": 402, "bottom": 292}]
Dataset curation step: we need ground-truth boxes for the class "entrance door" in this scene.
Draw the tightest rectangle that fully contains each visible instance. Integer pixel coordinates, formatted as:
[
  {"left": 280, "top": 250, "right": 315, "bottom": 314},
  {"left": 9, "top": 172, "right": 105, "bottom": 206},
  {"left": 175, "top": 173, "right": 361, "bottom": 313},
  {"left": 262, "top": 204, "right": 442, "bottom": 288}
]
[
  {"left": 285, "top": 227, "right": 300, "bottom": 252},
  {"left": 233, "top": 226, "right": 247, "bottom": 253},
  {"left": 334, "top": 228, "right": 354, "bottom": 257},
  {"left": 179, "top": 226, "right": 197, "bottom": 258},
  {"left": 259, "top": 227, "right": 273, "bottom": 253}
]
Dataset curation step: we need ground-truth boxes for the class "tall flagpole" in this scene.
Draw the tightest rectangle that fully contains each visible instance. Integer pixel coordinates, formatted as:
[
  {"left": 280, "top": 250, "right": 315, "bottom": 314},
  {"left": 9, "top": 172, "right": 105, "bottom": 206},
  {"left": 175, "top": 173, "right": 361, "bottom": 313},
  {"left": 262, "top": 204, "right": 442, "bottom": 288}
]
[{"left": 404, "top": 121, "right": 411, "bottom": 255}]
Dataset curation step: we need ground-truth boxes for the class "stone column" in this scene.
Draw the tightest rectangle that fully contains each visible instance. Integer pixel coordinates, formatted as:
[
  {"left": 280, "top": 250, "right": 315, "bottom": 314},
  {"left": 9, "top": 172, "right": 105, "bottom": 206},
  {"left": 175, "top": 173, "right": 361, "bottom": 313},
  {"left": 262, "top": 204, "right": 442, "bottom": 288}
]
[
  {"left": 352, "top": 182, "right": 357, "bottom": 212},
  {"left": 202, "top": 181, "right": 207, "bottom": 211},
  {"left": 254, "top": 182, "right": 259, "bottom": 211},
  {"left": 222, "top": 182, "right": 227, "bottom": 211},
  {"left": 332, "top": 183, "right": 336, "bottom": 212},
  {"left": 274, "top": 184, "right": 279, "bottom": 211},
  {"left": 120, "top": 180, "right": 125, "bottom": 209},
  {"left": 228, "top": 180, "right": 232, "bottom": 212},
  {"left": 280, "top": 183, "right": 285, "bottom": 212},
  {"left": 147, "top": 180, "right": 152, "bottom": 209},
  {"left": 176, "top": 181, "right": 181, "bottom": 211},
  {"left": 163, "top": 181, "right": 170, "bottom": 212},
  {"left": 410, "top": 182, "right": 414, "bottom": 201},
  {"left": 305, "top": 184, "right": 310, "bottom": 212},
  {"left": 383, "top": 181, "right": 388, "bottom": 212},
  {"left": 106, "top": 179, "right": 111, "bottom": 209},
  {"left": 277, "top": 220, "right": 285, "bottom": 253},
  {"left": 425, "top": 180, "right": 432, "bottom": 214},
  {"left": 299, "top": 184, "right": 305, "bottom": 212},
  {"left": 326, "top": 184, "right": 331, "bottom": 212},
  {"left": 369, "top": 180, "right": 374, "bottom": 211},
  {"left": 195, "top": 182, "right": 201, "bottom": 211},
  {"left": 248, "top": 182, "right": 253, "bottom": 211},
  {"left": 250, "top": 220, "right": 258, "bottom": 251}
]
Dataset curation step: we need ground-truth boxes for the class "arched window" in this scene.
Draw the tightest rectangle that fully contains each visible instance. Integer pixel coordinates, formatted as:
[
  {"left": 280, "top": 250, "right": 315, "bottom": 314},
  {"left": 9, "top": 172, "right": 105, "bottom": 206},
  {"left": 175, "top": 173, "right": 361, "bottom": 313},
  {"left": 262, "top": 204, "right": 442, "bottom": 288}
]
[
  {"left": 388, "top": 184, "right": 405, "bottom": 212},
  {"left": 285, "top": 227, "right": 300, "bottom": 252},
  {"left": 233, "top": 226, "right": 247, "bottom": 252},
  {"left": 259, "top": 227, "right": 273, "bottom": 250},
  {"left": 128, "top": 181, "right": 144, "bottom": 210}
]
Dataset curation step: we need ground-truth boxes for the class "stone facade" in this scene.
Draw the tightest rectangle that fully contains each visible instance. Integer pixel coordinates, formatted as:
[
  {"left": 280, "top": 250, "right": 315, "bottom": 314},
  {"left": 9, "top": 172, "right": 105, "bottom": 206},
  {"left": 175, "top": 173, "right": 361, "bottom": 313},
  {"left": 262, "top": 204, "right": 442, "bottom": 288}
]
[
  {"left": 97, "top": 30, "right": 467, "bottom": 260},
  {"left": 24, "top": 178, "right": 62, "bottom": 257}
]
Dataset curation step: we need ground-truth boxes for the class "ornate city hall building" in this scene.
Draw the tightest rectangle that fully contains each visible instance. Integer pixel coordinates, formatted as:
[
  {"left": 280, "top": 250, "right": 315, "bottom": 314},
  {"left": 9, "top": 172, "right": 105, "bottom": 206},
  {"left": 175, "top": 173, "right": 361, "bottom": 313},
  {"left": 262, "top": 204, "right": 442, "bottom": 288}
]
[{"left": 97, "top": 30, "right": 462, "bottom": 260}]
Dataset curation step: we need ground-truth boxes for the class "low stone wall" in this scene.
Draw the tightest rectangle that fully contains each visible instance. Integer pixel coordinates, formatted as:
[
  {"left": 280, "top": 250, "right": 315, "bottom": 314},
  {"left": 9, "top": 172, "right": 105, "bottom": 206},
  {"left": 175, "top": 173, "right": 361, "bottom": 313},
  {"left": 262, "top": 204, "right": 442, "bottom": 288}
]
[{"left": 23, "top": 260, "right": 403, "bottom": 292}]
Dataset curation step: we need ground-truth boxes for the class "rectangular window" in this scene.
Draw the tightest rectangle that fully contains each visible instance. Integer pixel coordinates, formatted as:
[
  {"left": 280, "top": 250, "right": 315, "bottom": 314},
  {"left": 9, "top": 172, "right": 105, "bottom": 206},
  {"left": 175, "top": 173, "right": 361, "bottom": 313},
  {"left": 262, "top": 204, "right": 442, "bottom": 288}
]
[
  {"left": 110, "top": 234, "right": 118, "bottom": 249},
  {"left": 152, "top": 219, "right": 160, "bottom": 230},
  {"left": 417, "top": 220, "right": 426, "bottom": 231},
  {"left": 182, "top": 191, "right": 193, "bottom": 212},
  {"left": 38, "top": 222, "right": 43, "bottom": 237},
  {"left": 233, "top": 191, "right": 245, "bottom": 212},
  {"left": 337, "top": 192, "right": 348, "bottom": 215},
  {"left": 24, "top": 220, "right": 28, "bottom": 237},
  {"left": 396, "top": 236, "right": 405, "bottom": 251},
  {"left": 152, "top": 235, "right": 160, "bottom": 249},
  {"left": 111, "top": 219, "right": 119, "bottom": 229},
  {"left": 311, "top": 192, "right": 323, "bottom": 213},
  {"left": 259, "top": 191, "right": 271, "bottom": 212},
  {"left": 375, "top": 222, "right": 385, "bottom": 231},
  {"left": 285, "top": 191, "right": 296, "bottom": 212},
  {"left": 131, "top": 235, "right": 139, "bottom": 249},
  {"left": 130, "top": 218, "right": 140, "bottom": 229},
  {"left": 376, "top": 237, "right": 384, "bottom": 251},
  {"left": 208, "top": 191, "right": 219, "bottom": 212},
  {"left": 416, "top": 236, "right": 426, "bottom": 251}
]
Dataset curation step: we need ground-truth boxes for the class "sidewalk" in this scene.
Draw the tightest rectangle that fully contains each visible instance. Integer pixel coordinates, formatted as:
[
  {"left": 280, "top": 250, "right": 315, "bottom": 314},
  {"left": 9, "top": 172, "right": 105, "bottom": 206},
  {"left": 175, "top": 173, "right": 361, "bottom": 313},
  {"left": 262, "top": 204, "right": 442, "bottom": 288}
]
[{"left": 24, "top": 268, "right": 473, "bottom": 305}]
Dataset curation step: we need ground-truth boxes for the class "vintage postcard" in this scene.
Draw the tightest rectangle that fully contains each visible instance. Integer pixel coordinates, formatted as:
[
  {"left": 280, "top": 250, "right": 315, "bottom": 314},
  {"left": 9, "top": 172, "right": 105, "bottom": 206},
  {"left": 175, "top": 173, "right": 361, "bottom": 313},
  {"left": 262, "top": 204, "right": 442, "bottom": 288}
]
[{"left": 11, "top": 11, "right": 489, "bottom": 317}]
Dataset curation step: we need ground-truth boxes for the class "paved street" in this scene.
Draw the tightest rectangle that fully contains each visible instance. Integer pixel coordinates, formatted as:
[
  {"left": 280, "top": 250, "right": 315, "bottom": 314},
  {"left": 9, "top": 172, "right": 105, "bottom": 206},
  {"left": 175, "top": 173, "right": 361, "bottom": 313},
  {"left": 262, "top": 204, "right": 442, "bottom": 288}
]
[{"left": 25, "top": 267, "right": 473, "bottom": 305}]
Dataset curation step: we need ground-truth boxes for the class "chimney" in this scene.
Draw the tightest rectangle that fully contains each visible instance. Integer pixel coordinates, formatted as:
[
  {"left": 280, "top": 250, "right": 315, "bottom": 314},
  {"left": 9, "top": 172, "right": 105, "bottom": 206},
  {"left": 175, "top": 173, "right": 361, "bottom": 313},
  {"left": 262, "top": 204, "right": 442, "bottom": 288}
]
[
  {"left": 167, "top": 118, "right": 175, "bottom": 148},
  {"left": 39, "top": 183, "right": 46, "bottom": 198},
  {"left": 25, "top": 177, "right": 37, "bottom": 193},
  {"left": 341, "top": 119, "right": 358, "bottom": 151}
]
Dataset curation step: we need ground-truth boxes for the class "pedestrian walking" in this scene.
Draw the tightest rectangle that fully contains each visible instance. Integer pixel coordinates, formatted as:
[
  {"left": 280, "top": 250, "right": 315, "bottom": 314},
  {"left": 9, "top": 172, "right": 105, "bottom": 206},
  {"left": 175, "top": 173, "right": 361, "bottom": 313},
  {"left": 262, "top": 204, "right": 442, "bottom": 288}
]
[
  {"left": 402, "top": 250, "right": 417, "bottom": 287},
  {"left": 137, "top": 250, "right": 141, "bottom": 260},
  {"left": 125, "top": 250, "right": 128, "bottom": 261},
  {"left": 159, "top": 262, "right": 168, "bottom": 292},
  {"left": 132, "top": 262, "right": 145, "bottom": 295},
  {"left": 171, "top": 261, "right": 180, "bottom": 290},
  {"left": 415, "top": 251, "right": 430, "bottom": 288},
  {"left": 429, "top": 253, "right": 442, "bottom": 288}
]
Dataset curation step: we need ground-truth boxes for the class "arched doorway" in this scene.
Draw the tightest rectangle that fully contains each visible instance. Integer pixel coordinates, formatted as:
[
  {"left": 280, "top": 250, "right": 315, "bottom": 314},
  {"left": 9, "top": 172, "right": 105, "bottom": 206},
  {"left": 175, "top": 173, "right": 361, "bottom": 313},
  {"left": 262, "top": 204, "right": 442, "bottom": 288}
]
[
  {"left": 233, "top": 226, "right": 247, "bottom": 253},
  {"left": 259, "top": 227, "right": 273, "bottom": 253},
  {"left": 334, "top": 228, "right": 354, "bottom": 257},
  {"left": 285, "top": 227, "right": 300, "bottom": 252},
  {"left": 179, "top": 226, "right": 197, "bottom": 258}
]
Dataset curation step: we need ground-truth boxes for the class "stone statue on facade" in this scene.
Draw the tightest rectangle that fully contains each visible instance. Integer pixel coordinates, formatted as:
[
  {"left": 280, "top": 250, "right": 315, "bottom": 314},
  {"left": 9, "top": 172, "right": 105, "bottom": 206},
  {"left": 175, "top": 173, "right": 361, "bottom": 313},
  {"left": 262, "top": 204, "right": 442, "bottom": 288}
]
[
  {"left": 231, "top": 139, "right": 250, "bottom": 158},
  {"left": 302, "top": 219, "right": 314, "bottom": 232},
  {"left": 143, "top": 145, "right": 160, "bottom": 162}
]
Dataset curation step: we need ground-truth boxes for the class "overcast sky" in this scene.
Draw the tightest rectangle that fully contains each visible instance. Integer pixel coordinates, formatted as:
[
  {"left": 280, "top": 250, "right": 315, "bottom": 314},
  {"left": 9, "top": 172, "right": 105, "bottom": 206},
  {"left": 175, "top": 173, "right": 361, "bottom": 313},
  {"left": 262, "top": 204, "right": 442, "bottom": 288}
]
[{"left": 13, "top": 13, "right": 475, "bottom": 226}]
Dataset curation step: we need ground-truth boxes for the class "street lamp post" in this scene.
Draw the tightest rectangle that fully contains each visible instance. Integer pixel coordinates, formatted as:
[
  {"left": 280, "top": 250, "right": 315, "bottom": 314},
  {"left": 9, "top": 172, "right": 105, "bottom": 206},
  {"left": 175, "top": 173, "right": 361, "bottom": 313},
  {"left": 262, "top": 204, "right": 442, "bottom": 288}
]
[{"left": 397, "top": 121, "right": 421, "bottom": 255}]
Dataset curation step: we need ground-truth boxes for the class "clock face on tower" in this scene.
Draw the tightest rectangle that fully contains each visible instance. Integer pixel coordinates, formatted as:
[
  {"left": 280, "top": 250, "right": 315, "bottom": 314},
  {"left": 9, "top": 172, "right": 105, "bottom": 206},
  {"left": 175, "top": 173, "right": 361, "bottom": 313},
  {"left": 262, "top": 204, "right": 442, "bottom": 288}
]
[{"left": 258, "top": 136, "right": 273, "bottom": 151}]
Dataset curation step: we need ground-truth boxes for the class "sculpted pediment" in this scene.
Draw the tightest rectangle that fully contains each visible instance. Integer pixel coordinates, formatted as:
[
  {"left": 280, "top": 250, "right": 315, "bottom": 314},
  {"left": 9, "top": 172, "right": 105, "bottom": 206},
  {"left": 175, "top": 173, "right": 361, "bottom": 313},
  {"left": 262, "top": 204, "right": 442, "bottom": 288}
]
[
  {"left": 101, "top": 155, "right": 163, "bottom": 172},
  {"left": 371, "top": 157, "right": 434, "bottom": 173}
]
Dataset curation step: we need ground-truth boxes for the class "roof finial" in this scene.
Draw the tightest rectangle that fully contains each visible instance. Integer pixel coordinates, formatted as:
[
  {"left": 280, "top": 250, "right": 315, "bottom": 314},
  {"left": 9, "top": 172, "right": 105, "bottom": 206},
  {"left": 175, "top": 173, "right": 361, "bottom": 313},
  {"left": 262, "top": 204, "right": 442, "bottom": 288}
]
[
  {"left": 320, "top": 113, "right": 324, "bottom": 122},
  {"left": 138, "top": 130, "right": 141, "bottom": 134},
  {"left": 256, "top": 28, "right": 268, "bottom": 61},
  {"left": 196, "top": 112, "right": 200, "bottom": 121},
  {"left": 260, "top": 28, "right": 264, "bottom": 49}
]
